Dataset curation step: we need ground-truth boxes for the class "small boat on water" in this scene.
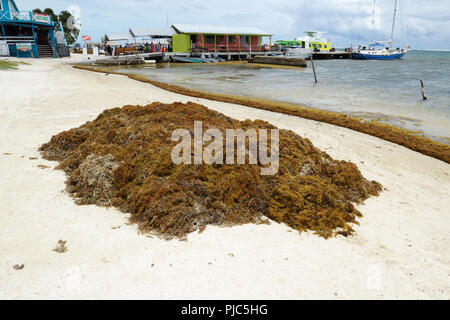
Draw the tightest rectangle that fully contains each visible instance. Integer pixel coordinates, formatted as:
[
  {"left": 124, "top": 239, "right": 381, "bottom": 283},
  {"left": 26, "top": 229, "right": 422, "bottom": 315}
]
[
  {"left": 171, "top": 53, "right": 225, "bottom": 63},
  {"left": 171, "top": 56, "right": 206, "bottom": 63},
  {"left": 353, "top": 0, "right": 408, "bottom": 60},
  {"left": 284, "top": 47, "right": 312, "bottom": 59},
  {"left": 277, "top": 31, "right": 332, "bottom": 53},
  {"left": 277, "top": 31, "right": 330, "bottom": 59}
]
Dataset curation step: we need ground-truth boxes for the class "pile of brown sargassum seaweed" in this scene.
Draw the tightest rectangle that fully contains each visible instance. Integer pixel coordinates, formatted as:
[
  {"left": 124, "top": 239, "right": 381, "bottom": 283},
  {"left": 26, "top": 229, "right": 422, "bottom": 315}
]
[{"left": 40, "top": 102, "right": 382, "bottom": 239}]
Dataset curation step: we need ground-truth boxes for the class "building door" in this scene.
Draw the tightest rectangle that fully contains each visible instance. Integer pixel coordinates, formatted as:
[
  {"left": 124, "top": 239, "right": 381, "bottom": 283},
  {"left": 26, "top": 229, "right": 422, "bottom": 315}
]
[
  {"left": 190, "top": 35, "right": 197, "bottom": 49},
  {"left": 36, "top": 29, "right": 50, "bottom": 45}
]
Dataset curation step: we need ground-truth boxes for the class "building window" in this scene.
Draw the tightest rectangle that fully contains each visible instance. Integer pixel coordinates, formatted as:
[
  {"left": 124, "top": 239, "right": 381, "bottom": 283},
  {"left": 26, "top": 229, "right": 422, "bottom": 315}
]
[
  {"left": 228, "top": 35, "right": 241, "bottom": 44},
  {"left": 205, "top": 35, "right": 215, "bottom": 44}
]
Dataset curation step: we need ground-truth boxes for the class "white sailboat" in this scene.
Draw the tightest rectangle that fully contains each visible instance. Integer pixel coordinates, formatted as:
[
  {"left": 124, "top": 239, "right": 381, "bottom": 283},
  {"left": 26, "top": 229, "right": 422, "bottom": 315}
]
[{"left": 353, "top": 0, "right": 408, "bottom": 60}]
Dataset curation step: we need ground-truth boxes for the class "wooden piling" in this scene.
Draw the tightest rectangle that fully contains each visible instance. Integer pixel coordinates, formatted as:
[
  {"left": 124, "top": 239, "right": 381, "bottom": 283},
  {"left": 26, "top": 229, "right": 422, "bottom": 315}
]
[
  {"left": 419, "top": 79, "right": 427, "bottom": 100},
  {"left": 311, "top": 55, "right": 318, "bottom": 83}
]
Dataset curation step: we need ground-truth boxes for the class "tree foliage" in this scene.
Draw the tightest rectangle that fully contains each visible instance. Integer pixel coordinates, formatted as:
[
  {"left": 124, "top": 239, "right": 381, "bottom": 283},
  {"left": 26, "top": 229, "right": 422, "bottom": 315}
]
[{"left": 32, "top": 8, "right": 80, "bottom": 45}]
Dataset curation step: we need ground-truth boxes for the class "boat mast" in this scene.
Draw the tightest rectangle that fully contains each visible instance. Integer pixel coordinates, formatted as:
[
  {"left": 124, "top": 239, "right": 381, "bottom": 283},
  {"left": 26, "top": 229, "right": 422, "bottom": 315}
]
[
  {"left": 369, "top": 0, "right": 376, "bottom": 45},
  {"left": 371, "top": 0, "right": 377, "bottom": 26},
  {"left": 390, "top": 0, "right": 398, "bottom": 44}
]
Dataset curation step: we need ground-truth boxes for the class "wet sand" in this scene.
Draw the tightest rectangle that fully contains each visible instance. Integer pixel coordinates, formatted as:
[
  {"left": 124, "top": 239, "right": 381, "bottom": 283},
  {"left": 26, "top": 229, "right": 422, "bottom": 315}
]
[{"left": 0, "top": 56, "right": 449, "bottom": 299}]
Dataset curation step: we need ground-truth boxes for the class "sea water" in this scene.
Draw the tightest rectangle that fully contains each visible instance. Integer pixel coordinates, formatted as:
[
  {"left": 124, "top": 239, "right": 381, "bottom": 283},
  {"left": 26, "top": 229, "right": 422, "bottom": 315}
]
[{"left": 113, "top": 50, "right": 450, "bottom": 143}]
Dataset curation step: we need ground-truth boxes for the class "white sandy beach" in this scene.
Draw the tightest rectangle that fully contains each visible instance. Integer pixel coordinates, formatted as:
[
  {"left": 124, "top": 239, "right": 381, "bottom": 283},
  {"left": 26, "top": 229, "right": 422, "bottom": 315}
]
[{"left": 0, "top": 56, "right": 449, "bottom": 300}]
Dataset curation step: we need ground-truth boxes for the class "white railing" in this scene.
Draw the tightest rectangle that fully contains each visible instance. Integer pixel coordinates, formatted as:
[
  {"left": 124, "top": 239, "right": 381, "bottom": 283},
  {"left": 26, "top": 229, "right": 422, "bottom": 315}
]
[
  {"left": 0, "top": 10, "right": 53, "bottom": 24},
  {"left": 0, "top": 10, "right": 32, "bottom": 22},
  {"left": 0, "top": 11, "right": 10, "bottom": 21},
  {"left": 0, "top": 35, "right": 35, "bottom": 44},
  {"left": 12, "top": 11, "right": 33, "bottom": 22}
]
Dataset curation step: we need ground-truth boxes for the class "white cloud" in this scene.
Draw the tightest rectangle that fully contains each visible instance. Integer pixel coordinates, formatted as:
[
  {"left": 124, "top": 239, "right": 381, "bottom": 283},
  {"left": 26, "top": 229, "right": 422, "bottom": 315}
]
[{"left": 17, "top": 0, "right": 450, "bottom": 49}]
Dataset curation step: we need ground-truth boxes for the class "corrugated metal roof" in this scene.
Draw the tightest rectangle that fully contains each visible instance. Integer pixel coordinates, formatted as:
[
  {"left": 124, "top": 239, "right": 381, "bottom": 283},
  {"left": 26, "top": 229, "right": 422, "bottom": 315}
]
[
  {"left": 130, "top": 27, "right": 175, "bottom": 38},
  {"left": 105, "top": 32, "right": 133, "bottom": 41},
  {"left": 172, "top": 24, "right": 271, "bottom": 36},
  {"left": 106, "top": 40, "right": 122, "bottom": 46}
]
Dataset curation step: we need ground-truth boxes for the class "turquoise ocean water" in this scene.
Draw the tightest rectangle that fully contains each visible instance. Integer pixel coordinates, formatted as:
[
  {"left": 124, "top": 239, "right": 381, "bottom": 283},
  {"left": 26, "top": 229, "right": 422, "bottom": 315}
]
[{"left": 112, "top": 50, "right": 450, "bottom": 143}]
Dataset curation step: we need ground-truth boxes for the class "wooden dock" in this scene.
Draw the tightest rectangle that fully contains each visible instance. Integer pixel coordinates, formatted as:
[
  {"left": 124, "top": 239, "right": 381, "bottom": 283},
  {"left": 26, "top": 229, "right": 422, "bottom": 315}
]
[
  {"left": 311, "top": 51, "right": 352, "bottom": 60},
  {"left": 165, "top": 51, "right": 278, "bottom": 61},
  {"left": 165, "top": 51, "right": 351, "bottom": 61},
  {"left": 91, "top": 50, "right": 351, "bottom": 66}
]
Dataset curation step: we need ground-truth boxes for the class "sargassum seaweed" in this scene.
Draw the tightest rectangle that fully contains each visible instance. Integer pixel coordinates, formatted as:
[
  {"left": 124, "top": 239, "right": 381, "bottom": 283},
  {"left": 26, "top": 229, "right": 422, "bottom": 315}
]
[{"left": 40, "top": 102, "right": 382, "bottom": 239}]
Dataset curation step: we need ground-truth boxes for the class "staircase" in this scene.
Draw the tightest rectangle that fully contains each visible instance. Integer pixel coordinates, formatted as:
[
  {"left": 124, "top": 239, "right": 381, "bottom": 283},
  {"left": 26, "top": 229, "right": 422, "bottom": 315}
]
[{"left": 37, "top": 45, "right": 55, "bottom": 58}]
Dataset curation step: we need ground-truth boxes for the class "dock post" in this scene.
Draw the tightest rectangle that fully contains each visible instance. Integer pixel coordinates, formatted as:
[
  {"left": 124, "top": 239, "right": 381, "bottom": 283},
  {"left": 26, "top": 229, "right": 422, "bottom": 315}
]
[
  {"left": 311, "top": 55, "right": 318, "bottom": 83},
  {"left": 238, "top": 34, "right": 240, "bottom": 52},
  {"left": 419, "top": 79, "right": 427, "bottom": 100},
  {"left": 238, "top": 34, "right": 241, "bottom": 61},
  {"left": 226, "top": 34, "right": 229, "bottom": 53}
]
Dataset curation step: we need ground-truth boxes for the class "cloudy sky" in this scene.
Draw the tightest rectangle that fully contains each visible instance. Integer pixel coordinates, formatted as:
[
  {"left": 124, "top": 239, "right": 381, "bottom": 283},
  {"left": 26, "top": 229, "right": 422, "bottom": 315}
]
[{"left": 18, "top": 0, "right": 450, "bottom": 49}]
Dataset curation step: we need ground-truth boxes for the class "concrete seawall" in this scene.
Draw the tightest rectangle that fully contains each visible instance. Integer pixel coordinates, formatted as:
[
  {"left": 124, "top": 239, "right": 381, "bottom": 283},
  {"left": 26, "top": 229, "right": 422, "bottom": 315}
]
[{"left": 248, "top": 56, "right": 307, "bottom": 67}]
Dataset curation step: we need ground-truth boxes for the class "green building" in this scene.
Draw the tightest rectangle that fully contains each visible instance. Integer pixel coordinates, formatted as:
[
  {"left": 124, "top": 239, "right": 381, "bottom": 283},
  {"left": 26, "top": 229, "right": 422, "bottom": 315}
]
[
  {"left": 170, "top": 24, "right": 272, "bottom": 53},
  {"left": 276, "top": 31, "right": 332, "bottom": 52}
]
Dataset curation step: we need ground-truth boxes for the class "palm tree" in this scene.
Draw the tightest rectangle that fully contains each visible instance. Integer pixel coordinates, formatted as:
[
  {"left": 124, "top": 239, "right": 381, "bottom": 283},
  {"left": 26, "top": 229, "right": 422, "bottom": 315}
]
[{"left": 32, "top": 8, "right": 80, "bottom": 45}]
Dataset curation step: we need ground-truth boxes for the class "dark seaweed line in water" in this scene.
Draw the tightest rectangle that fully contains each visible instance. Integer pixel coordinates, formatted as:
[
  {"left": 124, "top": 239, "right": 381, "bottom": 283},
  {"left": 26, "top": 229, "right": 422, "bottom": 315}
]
[{"left": 74, "top": 65, "right": 450, "bottom": 164}]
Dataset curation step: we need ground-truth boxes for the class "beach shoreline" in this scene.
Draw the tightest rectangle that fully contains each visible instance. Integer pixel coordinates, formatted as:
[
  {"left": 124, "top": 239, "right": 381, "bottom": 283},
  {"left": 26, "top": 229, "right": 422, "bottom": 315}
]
[
  {"left": 0, "top": 56, "right": 449, "bottom": 299},
  {"left": 73, "top": 64, "right": 450, "bottom": 164}
]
